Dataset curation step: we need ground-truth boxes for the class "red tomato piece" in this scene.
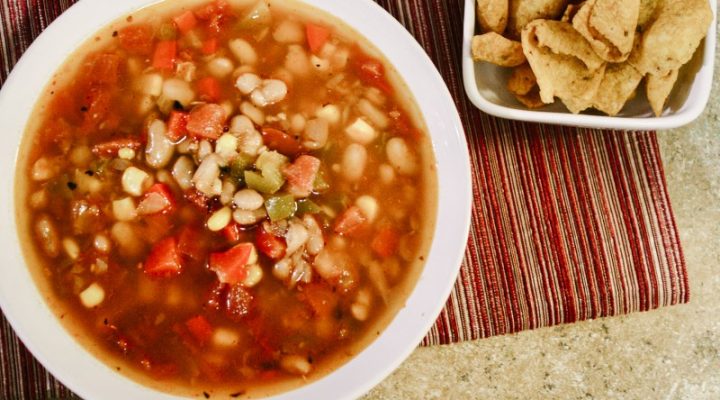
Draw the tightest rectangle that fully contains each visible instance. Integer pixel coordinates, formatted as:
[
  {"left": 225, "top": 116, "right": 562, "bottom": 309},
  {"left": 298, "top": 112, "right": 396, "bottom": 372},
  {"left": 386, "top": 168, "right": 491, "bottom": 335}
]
[
  {"left": 139, "top": 183, "right": 176, "bottom": 215},
  {"left": 91, "top": 137, "right": 142, "bottom": 157},
  {"left": 306, "top": 23, "right": 330, "bottom": 53},
  {"left": 186, "top": 103, "right": 226, "bottom": 139},
  {"left": 173, "top": 10, "right": 198, "bottom": 35},
  {"left": 177, "top": 225, "right": 208, "bottom": 261},
  {"left": 371, "top": 227, "right": 400, "bottom": 258},
  {"left": 166, "top": 111, "right": 189, "bottom": 141},
  {"left": 300, "top": 284, "right": 337, "bottom": 317},
  {"left": 196, "top": 77, "right": 222, "bottom": 102},
  {"left": 334, "top": 206, "right": 368, "bottom": 237},
  {"left": 261, "top": 127, "right": 302, "bottom": 156},
  {"left": 90, "top": 53, "right": 122, "bottom": 85},
  {"left": 222, "top": 222, "right": 242, "bottom": 243},
  {"left": 144, "top": 237, "right": 183, "bottom": 278},
  {"left": 255, "top": 225, "right": 287, "bottom": 260},
  {"left": 185, "top": 316, "right": 213, "bottom": 346},
  {"left": 201, "top": 38, "right": 218, "bottom": 55},
  {"left": 354, "top": 55, "right": 393, "bottom": 94},
  {"left": 209, "top": 242, "right": 256, "bottom": 284},
  {"left": 184, "top": 189, "right": 212, "bottom": 212},
  {"left": 118, "top": 25, "right": 154, "bottom": 55},
  {"left": 283, "top": 155, "right": 321, "bottom": 198},
  {"left": 81, "top": 86, "right": 114, "bottom": 131},
  {"left": 152, "top": 40, "right": 177, "bottom": 71}
]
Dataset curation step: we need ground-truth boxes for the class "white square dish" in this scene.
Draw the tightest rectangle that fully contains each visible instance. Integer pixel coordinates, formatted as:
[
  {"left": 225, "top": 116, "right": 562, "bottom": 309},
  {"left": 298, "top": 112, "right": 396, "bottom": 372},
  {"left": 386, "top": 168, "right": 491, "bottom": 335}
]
[{"left": 462, "top": 0, "right": 717, "bottom": 130}]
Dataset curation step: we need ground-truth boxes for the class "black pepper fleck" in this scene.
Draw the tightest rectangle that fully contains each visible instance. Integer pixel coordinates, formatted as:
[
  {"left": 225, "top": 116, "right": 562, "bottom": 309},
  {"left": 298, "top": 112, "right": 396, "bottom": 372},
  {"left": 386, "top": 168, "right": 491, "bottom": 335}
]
[
  {"left": 112, "top": 30, "right": 118, "bottom": 37},
  {"left": 67, "top": 181, "right": 77, "bottom": 190},
  {"left": 203, "top": 391, "right": 210, "bottom": 399},
  {"left": 85, "top": 170, "right": 94, "bottom": 176},
  {"left": 80, "top": 106, "right": 88, "bottom": 112},
  {"left": 230, "top": 392, "right": 245, "bottom": 398}
]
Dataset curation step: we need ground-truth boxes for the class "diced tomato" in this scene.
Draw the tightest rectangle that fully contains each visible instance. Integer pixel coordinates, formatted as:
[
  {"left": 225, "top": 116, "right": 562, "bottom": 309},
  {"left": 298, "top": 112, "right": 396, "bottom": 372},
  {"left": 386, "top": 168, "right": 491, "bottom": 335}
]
[
  {"left": 201, "top": 38, "right": 218, "bottom": 55},
  {"left": 173, "top": 10, "right": 198, "bottom": 35},
  {"left": 118, "top": 25, "right": 154, "bottom": 55},
  {"left": 186, "top": 103, "right": 226, "bottom": 139},
  {"left": 255, "top": 225, "right": 286, "bottom": 260},
  {"left": 184, "top": 189, "right": 211, "bottom": 212},
  {"left": 196, "top": 77, "right": 222, "bottom": 102},
  {"left": 140, "top": 183, "right": 176, "bottom": 215},
  {"left": 185, "top": 315, "right": 213, "bottom": 346},
  {"left": 152, "top": 40, "right": 177, "bottom": 71},
  {"left": 81, "top": 86, "right": 114, "bottom": 131},
  {"left": 209, "top": 242, "right": 256, "bottom": 284},
  {"left": 283, "top": 155, "right": 320, "bottom": 198},
  {"left": 141, "top": 214, "right": 175, "bottom": 245},
  {"left": 300, "top": 284, "right": 337, "bottom": 317},
  {"left": 334, "top": 206, "right": 368, "bottom": 237},
  {"left": 177, "top": 225, "right": 208, "bottom": 261},
  {"left": 261, "top": 127, "right": 302, "bottom": 157},
  {"left": 91, "top": 137, "right": 142, "bottom": 157},
  {"left": 354, "top": 55, "right": 393, "bottom": 94},
  {"left": 90, "top": 53, "right": 122, "bottom": 85},
  {"left": 222, "top": 222, "right": 242, "bottom": 243},
  {"left": 194, "top": 0, "right": 228, "bottom": 20},
  {"left": 306, "top": 23, "right": 330, "bottom": 53},
  {"left": 207, "top": 282, "right": 254, "bottom": 321},
  {"left": 371, "top": 227, "right": 399, "bottom": 258},
  {"left": 166, "top": 111, "right": 189, "bottom": 141},
  {"left": 144, "top": 237, "right": 183, "bottom": 278},
  {"left": 389, "top": 109, "right": 419, "bottom": 140}
]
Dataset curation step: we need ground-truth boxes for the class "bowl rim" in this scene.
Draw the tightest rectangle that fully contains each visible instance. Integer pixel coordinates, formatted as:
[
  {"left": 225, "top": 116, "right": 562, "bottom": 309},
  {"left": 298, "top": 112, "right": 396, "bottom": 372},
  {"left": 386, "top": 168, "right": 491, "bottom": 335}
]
[
  {"left": 462, "top": 0, "right": 718, "bottom": 130},
  {"left": 0, "top": 0, "right": 472, "bottom": 399}
]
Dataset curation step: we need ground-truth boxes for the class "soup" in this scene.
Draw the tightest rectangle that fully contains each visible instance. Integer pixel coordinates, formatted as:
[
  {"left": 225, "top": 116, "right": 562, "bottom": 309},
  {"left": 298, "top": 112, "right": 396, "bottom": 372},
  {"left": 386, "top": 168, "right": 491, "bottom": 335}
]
[{"left": 17, "top": 0, "right": 436, "bottom": 397}]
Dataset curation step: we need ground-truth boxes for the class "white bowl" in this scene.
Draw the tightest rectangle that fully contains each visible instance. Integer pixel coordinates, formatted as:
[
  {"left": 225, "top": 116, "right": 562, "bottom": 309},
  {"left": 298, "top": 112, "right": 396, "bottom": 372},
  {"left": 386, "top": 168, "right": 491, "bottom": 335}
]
[
  {"left": 462, "top": 0, "right": 717, "bottom": 130},
  {"left": 0, "top": 1, "right": 472, "bottom": 399}
]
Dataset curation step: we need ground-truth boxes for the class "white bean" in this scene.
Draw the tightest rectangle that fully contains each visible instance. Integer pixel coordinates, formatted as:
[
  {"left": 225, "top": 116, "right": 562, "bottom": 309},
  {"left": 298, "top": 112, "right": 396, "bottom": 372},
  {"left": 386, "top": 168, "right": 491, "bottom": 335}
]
[
  {"left": 273, "top": 258, "right": 292, "bottom": 280},
  {"left": 273, "top": 20, "right": 305, "bottom": 43},
  {"left": 342, "top": 143, "right": 367, "bottom": 181},
  {"left": 230, "top": 115, "right": 255, "bottom": 135},
  {"left": 161, "top": 78, "right": 195, "bottom": 107},
  {"left": 198, "top": 140, "right": 213, "bottom": 161},
  {"left": 79, "top": 283, "right": 105, "bottom": 308},
  {"left": 35, "top": 215, "right": 59, "bottom": 257},
  {"left": 172, "top": 156, "right": 195, "bottom": 190},
  {"left": 233, "top": 189, "right": 264, "bottom": 211},
  {"left": 207, "top": 207, "right": 232, "bottom": 232},
  {"left": 111, "top": 222, "right": 143, "bottom": 258},
  {"left": 233, "top": 208, "right": 265, "bottom": 226},
  {"left": 229, "top": 38, "right": 258, "bottom": 65},
  {"left": 31, "top": 157, "right": 60, "bottom": 181},
  {"left": 280, "top": 355, "right": 312, "bottom": 375},
  {"left": 207, "top": 57, "right": 234, "bottom": 78},
  {"left": 135, "top": 73, "right": 163, "bottom": 96},
  {"left": 285, "top": 44, "right": 311, "bottom": 76},
  {"left": 70, "top": 146, "right": 93, "bottom": 167},
  {"left": 240, "top": 101, "right": 265, "bottom": 126},
  {"left": 62, "top": 237, "right": 80, "bottom": 260},
  {"left": 220, "top": 180, "right": 237, "bottom": 205},
  {"left": 30, "top": 190, "right": 48, "bottom": 209},
  {"left": 357, "top": 98, "right": 389, "bottom": 129},
  {"left": 386, "top": 137, "right": 417, "bottom": 175},
  {"left": 192, "top": 154, "right": 222, "bottom": 196},
  {"left": 285, "top": 221, "right": 309, "bottom": 255},
  {"left": 379, "top": 163, "right": 395, "bottom": 184},
  {"left": 235, "top": 73, "right": 262, "bottom": 95},
  {"left": 243, "top": 264, "right": 263, "bottom": 288},
  {"left": 250, "top": 79, "right": 288, "bottom": 107},
  {"left": 345, "top": 117, "right": 377, "bottom": 145},
  {"left": 237, "top": 129, "right": 264, "bottom": 156},
  {"left": 94, "top": 234, "right": 111, "bottom": 253},
  {"left": 302, "top": 118, "right": 328, "bottom": 150},
  {"left": 145, "top": 120, "right": 175, "bottom": 169},
  {"left": 290, "top": 114, "right": 306, "bottom": 133},
  {"left": 121, "top": 167, "right": 151, "bottom": 197},
  {"left": 313, "top": 248, "right": 341, "bottom": 280},
  {"left": 355, "top": 195, "right": 379, "bottom": 222},
  {"left": 303, "top": 215, "right": 324, "bottom": 255}
]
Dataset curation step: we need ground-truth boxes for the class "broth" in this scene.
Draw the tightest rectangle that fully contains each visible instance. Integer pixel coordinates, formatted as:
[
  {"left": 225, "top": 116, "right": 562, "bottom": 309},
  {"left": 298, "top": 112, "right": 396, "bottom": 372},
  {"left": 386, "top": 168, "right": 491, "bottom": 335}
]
[{"left": 15, "top": 0, "right": 437, "bottom": 397}]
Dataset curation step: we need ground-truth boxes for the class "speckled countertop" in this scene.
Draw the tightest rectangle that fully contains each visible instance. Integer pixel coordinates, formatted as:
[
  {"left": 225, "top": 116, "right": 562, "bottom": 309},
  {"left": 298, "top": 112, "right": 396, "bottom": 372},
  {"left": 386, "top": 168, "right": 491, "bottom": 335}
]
[{"left": 362, "top": 37, "right": 720, "bottom": 400}]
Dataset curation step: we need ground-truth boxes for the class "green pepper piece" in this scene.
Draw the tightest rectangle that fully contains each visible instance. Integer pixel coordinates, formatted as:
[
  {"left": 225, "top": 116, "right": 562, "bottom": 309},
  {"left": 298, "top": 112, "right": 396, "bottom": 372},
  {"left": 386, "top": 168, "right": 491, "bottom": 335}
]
[
  {"left": 245, "top": 171, "right": 283, "bottom": 194},
  {"left": 229, "top": 154, "right": 255, "bottom": 186},
  {"left": 245, "top": 151, "right": 288, "bottom": 194},
  {"left": 313, "top": 169, "right": 330, "bottom": 192},
  {"left": 296, "top": 199, "right": 322, "bottom": 215},
  {"left": 265, "top": 195, "right": 297, "bottom": 222}
]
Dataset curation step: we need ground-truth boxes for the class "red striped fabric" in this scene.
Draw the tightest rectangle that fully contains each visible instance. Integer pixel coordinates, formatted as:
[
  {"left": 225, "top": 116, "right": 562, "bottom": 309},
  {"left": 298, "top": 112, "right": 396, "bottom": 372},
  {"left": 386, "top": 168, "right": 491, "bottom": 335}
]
[{"left": 0, "top": 0, "right": 688, "bottom": 397}]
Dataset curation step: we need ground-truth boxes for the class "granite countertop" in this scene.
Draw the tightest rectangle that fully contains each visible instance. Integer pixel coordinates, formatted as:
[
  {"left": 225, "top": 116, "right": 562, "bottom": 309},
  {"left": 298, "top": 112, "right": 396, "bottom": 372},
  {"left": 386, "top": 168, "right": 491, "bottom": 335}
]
[{"left": 363, "top": 36, "right": 720, "bottom": 400}]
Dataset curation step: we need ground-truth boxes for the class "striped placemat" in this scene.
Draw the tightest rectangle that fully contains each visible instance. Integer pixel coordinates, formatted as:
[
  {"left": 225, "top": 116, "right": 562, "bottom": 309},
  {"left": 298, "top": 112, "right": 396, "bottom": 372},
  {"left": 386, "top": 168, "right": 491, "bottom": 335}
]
[{"left": 0, "top": 0, "right": 687, "bottom": 398}]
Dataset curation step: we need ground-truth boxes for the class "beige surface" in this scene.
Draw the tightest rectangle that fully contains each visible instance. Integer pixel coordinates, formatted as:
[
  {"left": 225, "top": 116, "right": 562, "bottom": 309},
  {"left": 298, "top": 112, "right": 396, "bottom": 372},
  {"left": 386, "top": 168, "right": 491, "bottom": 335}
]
[{"left": 363, "top": 42, "right": 720, "bottom": 400}]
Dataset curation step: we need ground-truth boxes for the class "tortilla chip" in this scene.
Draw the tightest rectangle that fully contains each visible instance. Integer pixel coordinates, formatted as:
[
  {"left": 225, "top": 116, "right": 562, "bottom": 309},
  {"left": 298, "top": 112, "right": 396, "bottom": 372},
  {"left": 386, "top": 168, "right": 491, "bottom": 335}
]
[
  {"left": 507, "top": 0, "right": 568, "bottom": 38},
  {"left": 560, "top": 3, "right": 582, "bottom": 22},
  {"left": 521, "top": 20, "right": 606, "bottom": 113},
  {"left": 637, "top": 0, "right": 658, "bottom": 30},
  {"left": 592, "top": 62, "right": 643, "bottom": 115},
  {"left": 515, "top": 87, "right": 545, "bottom": 108},
  {"left": 572, "top": 0, "right": 639, "bottom": 62},
  {"left": 646, "top": 68, "right": 679, "bottom": 116},
  {"left": 532, "top": 19, "right": 604, "bottom": 70},
  {"left": 629, "top": 0, "right": 712, "bottom": 75},
  {"left": 589, "top": 0, "right": 640, "bottom": 56},
  {"left": 472, "top": 32, "right": 526, "bottom": 67},
  {"left": 507, "top": 64, "right": 537, "bottom": 96},
  {"left": 477, "top": 0, "right": 509, "bottom": 34}
]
